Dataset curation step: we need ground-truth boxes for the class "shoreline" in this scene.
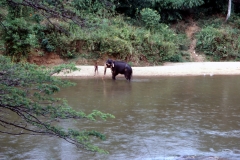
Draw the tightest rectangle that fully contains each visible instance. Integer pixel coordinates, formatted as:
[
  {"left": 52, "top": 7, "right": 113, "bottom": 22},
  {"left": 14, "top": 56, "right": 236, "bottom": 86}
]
[{"left": 54, "top": 62, "right": 240, "bottom": 77}]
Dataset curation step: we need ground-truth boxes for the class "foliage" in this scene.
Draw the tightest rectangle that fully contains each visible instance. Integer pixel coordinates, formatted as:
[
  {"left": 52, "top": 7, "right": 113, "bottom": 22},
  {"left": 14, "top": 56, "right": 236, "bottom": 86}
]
[
  {"left": 41, "top": 38, "right": 55, "bottom": 52},
  {"left": 72, "top": 0, "right": 116, "bottom": 18},
  {"left": 0, "top": 0, "right": 240, "bottom": 64},
  {"left": 196, "top": 26, "right": 221, "bottom": 55},
  {"left": 0, "top": 55, "right": 114, "bottom": 153},
  {"left": 67, "top": 16, "right": 186, "bottom": 64},
  {"left": 0, "top": 0, "right": 119, "bottom": 60},
  {"left": 117, "top": 0, "right": 205, "bottom": 21},
  {"left": 201, "top": 0, "right": 228, "bottom": 14},
  {"left": 1, "top": 17, "right": 38, "bottom": 62},
  {"left": 0, "top": 1, "right": 44, "bottom": 61},
  {"left": 197, "top": 17, "right": 225, "bottom": 28},
  {"left": 140, "top": 8, "right": 160, "bottom": 29},
  {"left": 117, "top": 0, "right": 235, "bottom": 22},
  {"left": 156, "top": 0, "right": 205, "bottom": 9},
  {"left": 196, "top": 25, "right": 240, "bottom": 61}
]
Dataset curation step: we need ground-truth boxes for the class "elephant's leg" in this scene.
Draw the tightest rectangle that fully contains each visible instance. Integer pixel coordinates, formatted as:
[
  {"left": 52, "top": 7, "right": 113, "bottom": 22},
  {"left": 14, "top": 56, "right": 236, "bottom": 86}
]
[
  {"left": 112, "top": 74, "right": 116, "bottom": 80},
  {"left": 124, "top": 69, "right": 128, "bottom": 80},
  {"left": 124, "top": 72, "right": 131, "bottom": 81},
  {"left": 112, "top": 71, "right": 116, "bottom": 80},
  {"left": 124, "top": 74, "right": 127, "bottom": 79},
  {"left": 125, "top": 74, "right": 129, "bottom": 80}
]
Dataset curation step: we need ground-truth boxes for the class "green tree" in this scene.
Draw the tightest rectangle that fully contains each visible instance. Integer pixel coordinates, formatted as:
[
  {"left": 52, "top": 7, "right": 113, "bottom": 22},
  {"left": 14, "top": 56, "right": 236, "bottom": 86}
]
[
  {"left": 1, "top": 17, "right": 38, "bottom": 62},
  {"left": 116, "top": 0, "right": 205, "bottom": 20},
  {"left": 0, "top": 55, "right": 114, "bottom": 153},
  {"left": 140, "top": 8, "right": 160, "bottom": 29}
]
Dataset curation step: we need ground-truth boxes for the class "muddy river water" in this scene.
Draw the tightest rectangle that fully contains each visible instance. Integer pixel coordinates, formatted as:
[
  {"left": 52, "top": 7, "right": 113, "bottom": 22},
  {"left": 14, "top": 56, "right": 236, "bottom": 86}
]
[{"left": 1, "top": 76, "right": 240, "bottom": 160}]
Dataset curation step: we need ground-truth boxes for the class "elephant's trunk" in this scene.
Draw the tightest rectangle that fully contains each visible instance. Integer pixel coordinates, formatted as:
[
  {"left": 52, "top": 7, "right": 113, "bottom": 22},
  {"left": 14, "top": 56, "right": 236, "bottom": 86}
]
[{"left": 104, "top": 64, "right": 107, "bottom": 75}]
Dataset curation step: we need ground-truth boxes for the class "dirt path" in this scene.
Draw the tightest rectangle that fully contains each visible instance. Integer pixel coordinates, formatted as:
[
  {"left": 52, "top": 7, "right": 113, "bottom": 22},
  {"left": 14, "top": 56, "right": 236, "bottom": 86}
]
[{"left": 185, "top": 22, "right": 205, "bottom": 62}]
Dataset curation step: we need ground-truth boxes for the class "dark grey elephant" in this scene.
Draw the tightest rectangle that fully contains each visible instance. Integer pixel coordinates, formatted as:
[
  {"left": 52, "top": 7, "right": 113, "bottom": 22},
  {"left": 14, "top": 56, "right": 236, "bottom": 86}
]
[{"left": 104, "top": 59, "right": 132, "bottom": 81}]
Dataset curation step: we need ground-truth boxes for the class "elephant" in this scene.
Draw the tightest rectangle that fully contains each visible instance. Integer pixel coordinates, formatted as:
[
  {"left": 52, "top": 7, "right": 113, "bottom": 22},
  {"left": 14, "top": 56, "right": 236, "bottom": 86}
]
[{"left": 104, "top": 59, "right": 132, "bottom": 81}]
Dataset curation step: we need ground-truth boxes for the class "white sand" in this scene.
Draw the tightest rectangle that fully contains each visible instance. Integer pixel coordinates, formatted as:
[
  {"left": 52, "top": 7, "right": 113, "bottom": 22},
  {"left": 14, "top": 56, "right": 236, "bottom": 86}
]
[{"left": 54, "top": 62, "right": 240, "bottom": 77}]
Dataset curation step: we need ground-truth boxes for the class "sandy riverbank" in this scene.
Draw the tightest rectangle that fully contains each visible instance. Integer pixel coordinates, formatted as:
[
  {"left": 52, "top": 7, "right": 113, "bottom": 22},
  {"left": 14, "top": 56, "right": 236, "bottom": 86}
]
[{"left": 54, "top": 62, "right": 240, "bottom": 77}]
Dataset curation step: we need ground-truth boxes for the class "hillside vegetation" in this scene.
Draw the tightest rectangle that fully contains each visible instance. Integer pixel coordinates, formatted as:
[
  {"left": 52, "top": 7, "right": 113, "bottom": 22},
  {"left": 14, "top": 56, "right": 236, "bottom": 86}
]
[{"left": 1, "top": 0, "right": 240, "bottom": 66}]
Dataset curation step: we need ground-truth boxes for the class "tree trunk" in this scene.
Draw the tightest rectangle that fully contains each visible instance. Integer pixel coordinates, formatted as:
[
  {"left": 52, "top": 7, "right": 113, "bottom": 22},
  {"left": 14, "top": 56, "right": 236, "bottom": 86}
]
[{"left": 226, "top": 0, "right": 232, "bottom": 21}]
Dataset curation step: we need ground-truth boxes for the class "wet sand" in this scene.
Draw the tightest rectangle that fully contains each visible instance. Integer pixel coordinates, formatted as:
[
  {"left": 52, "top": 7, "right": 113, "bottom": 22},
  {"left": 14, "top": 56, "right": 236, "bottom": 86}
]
[{"left": 55, "top": 62, "right": 240, "bottom": 77}]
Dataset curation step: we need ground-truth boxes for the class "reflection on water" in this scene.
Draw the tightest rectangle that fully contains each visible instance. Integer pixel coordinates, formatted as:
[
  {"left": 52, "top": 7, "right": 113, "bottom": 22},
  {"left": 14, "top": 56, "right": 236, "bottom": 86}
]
[{"left": 1, "top": 76, "right": 240, "bottom": 160}]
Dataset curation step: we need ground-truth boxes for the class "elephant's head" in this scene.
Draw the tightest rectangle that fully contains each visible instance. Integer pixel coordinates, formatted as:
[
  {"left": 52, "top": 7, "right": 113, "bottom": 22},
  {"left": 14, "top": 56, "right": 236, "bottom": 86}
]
[{"left": 104, "top": 59, "right": 114, "bottom": 75}]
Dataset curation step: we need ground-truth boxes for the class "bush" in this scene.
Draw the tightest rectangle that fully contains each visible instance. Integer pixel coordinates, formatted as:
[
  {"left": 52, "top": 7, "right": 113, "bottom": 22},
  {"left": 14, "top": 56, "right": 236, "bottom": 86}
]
[
  {"left": 0, "top": 7, "right": 188, "bottom": 64},
  {"left": 196, "top": 26, "right": 240, "bottom": 61},
  {"left": 75, "top": 17, "right": 186, "bottom": 64},
  {"left": 140, "top": 8, "right": 161, "bottom": 29},
  {"left": 196, "top": 26, "right": 221, "bottom": 56},
  {"left": 2, "top": 18, "right": 38, "bottom": 62}
]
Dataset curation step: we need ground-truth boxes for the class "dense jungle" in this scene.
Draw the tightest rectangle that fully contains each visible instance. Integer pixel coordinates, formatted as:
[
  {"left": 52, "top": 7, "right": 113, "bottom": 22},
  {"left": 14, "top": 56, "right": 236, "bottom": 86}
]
[{"left": 1, "top": 0, "right": 240, "bottom": 66}]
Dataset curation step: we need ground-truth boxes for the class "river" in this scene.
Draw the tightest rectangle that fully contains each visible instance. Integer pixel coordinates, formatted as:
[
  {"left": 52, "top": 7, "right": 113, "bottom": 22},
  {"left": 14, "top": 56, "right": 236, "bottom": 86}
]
[{"left": 1, "top": 76, "right": 240, "bottom": 160}]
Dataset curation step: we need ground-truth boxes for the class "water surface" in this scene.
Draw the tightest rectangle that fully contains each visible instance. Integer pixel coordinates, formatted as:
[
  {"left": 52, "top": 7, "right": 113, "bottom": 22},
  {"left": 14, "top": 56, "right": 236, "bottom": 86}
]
[{"left": 1, "top": 76, "right": 240, "bottom": 160}]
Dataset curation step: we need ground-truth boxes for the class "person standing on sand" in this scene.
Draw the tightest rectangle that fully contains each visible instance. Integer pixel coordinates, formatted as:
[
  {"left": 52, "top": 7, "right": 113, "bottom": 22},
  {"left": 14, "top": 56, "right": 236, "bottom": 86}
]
[{"left": 94, "top": 61, "right": 98, "bottom": 76}]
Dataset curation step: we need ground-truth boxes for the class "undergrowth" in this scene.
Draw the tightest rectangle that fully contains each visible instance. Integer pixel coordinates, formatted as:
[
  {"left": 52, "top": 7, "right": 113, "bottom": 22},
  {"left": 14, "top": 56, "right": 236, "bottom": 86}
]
[
  {"left": 1, "top": 1, "right": 240, "bottom": 64},
  {"left": 196, "top": 16, "right": 240, "bottom": 61},
  {"left": 0, "top": 4, "right": 189, "bottom": 64},
  {"left": 47, "top": 15, "right": 189, "bottom": 65}
]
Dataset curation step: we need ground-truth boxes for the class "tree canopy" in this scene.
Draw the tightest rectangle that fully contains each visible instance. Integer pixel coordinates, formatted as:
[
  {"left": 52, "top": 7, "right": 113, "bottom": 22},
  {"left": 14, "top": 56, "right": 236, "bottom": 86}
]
[{"left": 0, "top": 55, "right": 114, "bottom": 153}]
